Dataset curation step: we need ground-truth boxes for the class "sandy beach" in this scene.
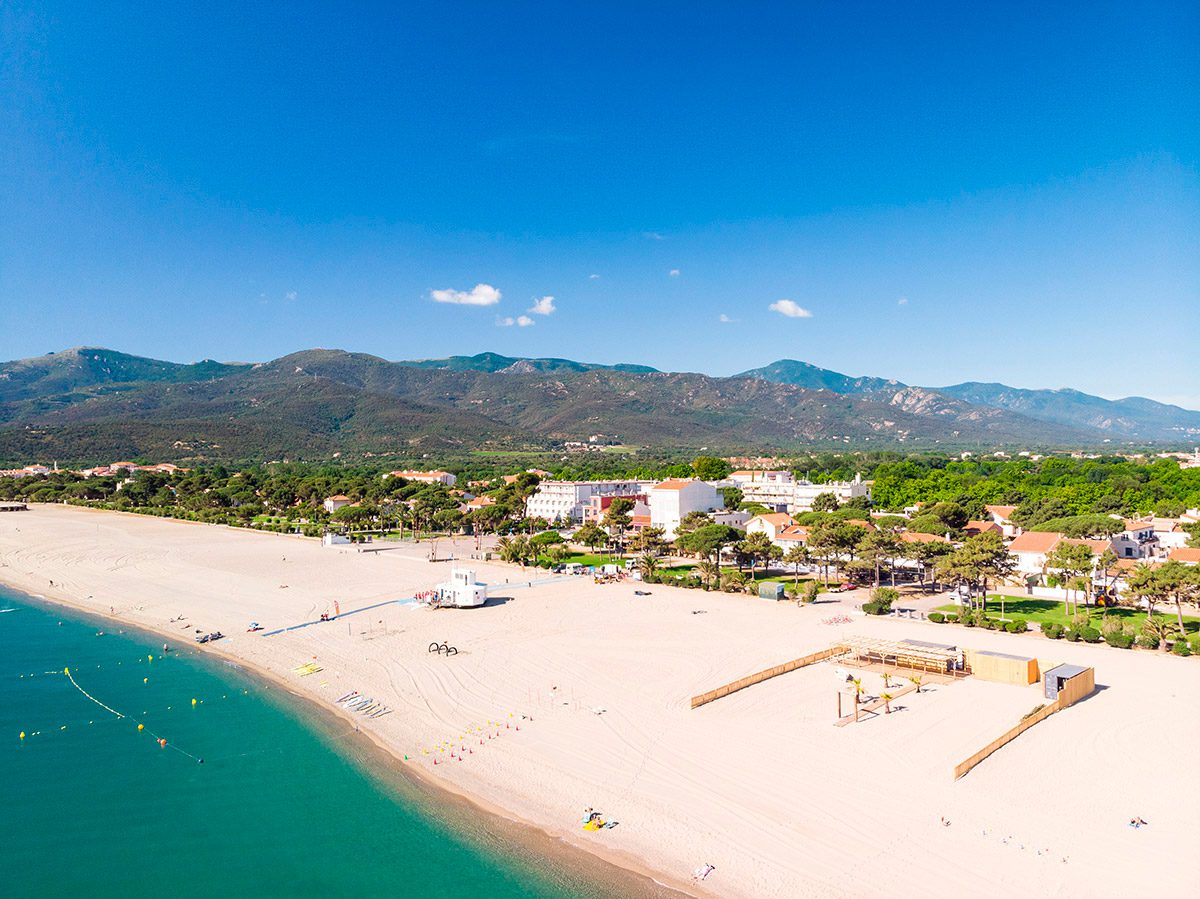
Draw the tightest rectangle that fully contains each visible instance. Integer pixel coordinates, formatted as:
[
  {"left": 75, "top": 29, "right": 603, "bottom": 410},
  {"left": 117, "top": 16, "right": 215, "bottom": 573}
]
[{"left": 1, "top": 505, "right": 1196, "bottom": 898}]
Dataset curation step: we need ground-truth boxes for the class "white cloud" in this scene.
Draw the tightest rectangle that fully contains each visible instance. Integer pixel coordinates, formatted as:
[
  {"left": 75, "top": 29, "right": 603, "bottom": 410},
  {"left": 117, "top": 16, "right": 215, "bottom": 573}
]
[
  {"left": 669, "top": 269, "right": 680, "bottom": 277},
  {"left": 431, "top": 283, "right": 502, "bottom": 306},
  {"left": 643, "top": 231, "right": 665, "bottom": 241},
  {"left": 897, "top": 296, "right": 908, "bottom": 306},
  {"left": 718, "top": 313, "right": 735, "bottom": 323},
  {"left": 528, "top": 295, "right": 556, "bottom": 316},
  {"left": 497, "top": 315, "right": 535, "bottom": 327},
  {"left": 285, "top": 290, "right": 298, "bottom": 301},
  {"left": 768, "top": 299, "right": 813, "bottom": 319},
  {"left": 588, "top": 273, "right": 600, "bottom": 280}
]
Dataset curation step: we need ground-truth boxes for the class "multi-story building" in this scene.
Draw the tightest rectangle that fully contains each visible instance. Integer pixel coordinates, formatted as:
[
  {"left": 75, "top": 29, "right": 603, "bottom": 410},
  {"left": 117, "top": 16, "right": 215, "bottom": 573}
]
[
  {"left": 647, "top": 478, "right": 724, "bottom": 539},
  {"left": 385, "top": 470, "right": 457, "bottom": 486},
  {"left": 525, "top": 480, "right": 656, "bottom": 524},
  {"left": 737, "top": 473, "right": 871, "bottom": 514},
  {"left": 582, "top": 493, "right": 649, "bottom": 525}
]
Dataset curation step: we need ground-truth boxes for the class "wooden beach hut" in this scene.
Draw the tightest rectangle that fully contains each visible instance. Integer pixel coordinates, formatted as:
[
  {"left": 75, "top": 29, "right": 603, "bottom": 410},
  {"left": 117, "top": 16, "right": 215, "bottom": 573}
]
[
  {"left": 1042, "top": 664, "right": 1094, "bottom": 702},
  {"left": 966, "top": 649, "right": 1040, "bottom": 685}
]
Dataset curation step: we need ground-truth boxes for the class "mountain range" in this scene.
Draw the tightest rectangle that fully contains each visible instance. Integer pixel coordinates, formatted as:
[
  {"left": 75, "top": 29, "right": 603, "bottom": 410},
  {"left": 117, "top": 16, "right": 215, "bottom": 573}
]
[
  {"left": 737, "top": 360, "right": 1200, "bottom": 442},
  {"left": 0, "top": 347, "right": 1195, "bottom": 464}
]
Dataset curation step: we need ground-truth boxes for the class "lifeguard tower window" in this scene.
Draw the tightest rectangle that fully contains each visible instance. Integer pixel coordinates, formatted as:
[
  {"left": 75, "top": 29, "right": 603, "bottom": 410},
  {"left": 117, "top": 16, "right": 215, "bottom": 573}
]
[{"left": 1043, "top": 663, "right": 1088, "bottom": 701}]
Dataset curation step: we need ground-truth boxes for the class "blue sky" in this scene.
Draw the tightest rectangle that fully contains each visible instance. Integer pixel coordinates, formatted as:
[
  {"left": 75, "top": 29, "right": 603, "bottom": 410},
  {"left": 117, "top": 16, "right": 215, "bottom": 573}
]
[{"left": 2, "top": 2, "right": 1197, "bottom": 406}]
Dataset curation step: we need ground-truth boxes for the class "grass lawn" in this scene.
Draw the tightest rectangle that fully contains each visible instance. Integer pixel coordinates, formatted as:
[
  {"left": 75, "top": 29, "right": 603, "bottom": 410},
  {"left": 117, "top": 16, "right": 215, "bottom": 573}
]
[
  {"left": 534, "top": 551, "right": 620, "bottom": 568},
  {"left": 935, "top": 595, "right": 1200, "bottom": 635}
]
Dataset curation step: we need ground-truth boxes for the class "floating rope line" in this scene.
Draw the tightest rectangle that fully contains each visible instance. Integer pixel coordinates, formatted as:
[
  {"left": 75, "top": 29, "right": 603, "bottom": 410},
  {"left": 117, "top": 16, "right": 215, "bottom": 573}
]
[
  {"left": 60, "top": 666, "right": 204, "bottom": 764},
  {"left": 63, "top": 667, "right": 125, "bottom": 719}
]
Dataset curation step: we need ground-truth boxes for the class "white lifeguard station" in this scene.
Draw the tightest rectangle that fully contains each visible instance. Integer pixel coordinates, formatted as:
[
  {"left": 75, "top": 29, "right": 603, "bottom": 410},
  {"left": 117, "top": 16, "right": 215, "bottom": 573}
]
[{"left": 435, "top": 568, "right": 488, "bottom": 608}]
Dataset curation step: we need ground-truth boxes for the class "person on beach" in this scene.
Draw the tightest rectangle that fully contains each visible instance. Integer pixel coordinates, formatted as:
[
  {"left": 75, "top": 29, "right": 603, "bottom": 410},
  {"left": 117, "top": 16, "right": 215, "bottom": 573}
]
[{"left": 693, "top": 864, "right": 715, "bottom": 881}]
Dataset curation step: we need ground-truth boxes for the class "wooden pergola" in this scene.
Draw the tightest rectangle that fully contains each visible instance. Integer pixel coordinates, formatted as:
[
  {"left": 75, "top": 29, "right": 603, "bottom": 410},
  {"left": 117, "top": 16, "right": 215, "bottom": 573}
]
[{"left": 833, "top": 636, "right": 964, "bottom": 677}]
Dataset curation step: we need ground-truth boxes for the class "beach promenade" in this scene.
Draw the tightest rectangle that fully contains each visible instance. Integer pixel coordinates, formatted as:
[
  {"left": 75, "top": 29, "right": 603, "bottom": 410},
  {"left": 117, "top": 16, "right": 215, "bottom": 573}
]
[{"left": 1, "top": 505, "right": 1196, "bottom": 898}]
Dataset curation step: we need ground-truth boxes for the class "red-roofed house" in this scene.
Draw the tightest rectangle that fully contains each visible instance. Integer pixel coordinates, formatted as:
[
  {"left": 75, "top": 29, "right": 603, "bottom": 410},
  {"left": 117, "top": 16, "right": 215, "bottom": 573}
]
[
  {"left": 1168, "top": 547, "right": 1200, "bottom": 565},
  {"left": 1008, "top": 531, "right": 1064, "bottom": 576},
  {"left": 964, "top": 520, "right": 1003, "bottom": 537},
  {"left": 745, "top": 512, "right": 795, "bottom": 542}
]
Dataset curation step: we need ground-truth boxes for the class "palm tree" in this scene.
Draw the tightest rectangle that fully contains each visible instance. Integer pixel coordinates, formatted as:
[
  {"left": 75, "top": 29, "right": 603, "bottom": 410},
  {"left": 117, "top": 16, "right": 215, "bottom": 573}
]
[
  {"left": 636, "top": 553, "right": 658, "bottom": 581},
  {"left": 720, "top": 569, "right": 747, "bottom": 593},
  {"left": 909, "top": 674, "right": 923, "bottom": 694},
  {"left": 881, "top": 672, "right": 893, "bottom": 689},
  {"left": 695, "top": 560, "right": 720, "bottom": 591},
  {"left": 1141, "top": 615, "right": 1179, "bottom": 651},
  {"left": 880, "top": 691, "right": 895, "bottom": 714}
]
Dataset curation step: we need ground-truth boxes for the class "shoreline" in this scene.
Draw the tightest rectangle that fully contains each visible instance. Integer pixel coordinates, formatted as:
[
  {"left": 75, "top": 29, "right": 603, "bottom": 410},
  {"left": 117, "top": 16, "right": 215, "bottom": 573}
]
[
  {"left": 4, "top": 503, "right": 1197, "bottom": 899},
  {"left": 2, "top": 579, "right": 694, "bottom": 899}
]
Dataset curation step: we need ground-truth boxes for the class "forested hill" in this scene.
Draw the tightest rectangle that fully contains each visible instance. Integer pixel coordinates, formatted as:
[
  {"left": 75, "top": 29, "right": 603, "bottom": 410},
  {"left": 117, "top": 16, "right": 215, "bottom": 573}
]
[{"left": 0, "top": 346, "right": 1183, "bottom": 464}]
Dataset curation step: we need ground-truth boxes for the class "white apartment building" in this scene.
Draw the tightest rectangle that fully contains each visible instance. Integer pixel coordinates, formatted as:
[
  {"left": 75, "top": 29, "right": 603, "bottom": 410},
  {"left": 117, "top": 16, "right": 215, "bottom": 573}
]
[
  {"left": 647, "top": 478, "right": 724, "bottom": 539},
  {"left": 525, "top": 479, "right": 656, "bottom": 524},
  {"left": 737, "top": 473, "right": 871, "bottom": 514}
]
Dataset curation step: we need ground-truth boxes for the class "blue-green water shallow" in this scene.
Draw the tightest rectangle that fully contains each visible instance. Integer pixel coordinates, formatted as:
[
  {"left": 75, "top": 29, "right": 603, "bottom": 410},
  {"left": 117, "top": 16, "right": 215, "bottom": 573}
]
[{"left": 0, "top": 587, "right": 669, "bottom": 898}]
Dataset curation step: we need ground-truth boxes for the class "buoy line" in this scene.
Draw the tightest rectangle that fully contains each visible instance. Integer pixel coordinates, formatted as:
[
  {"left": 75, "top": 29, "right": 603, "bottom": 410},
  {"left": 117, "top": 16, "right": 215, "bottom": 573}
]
[
  {"left": 63, "top": 666, "right": 125, "bottom": 719},
  {"left": 59, "top": 666, "right": 204, "bottom": 764}
]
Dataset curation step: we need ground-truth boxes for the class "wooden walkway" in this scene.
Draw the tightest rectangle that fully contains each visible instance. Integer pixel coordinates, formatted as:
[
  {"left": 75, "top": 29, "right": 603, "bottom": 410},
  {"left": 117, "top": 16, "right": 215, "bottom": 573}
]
[{"left": 835, "top": 683, "right": 917, "bottom": 726}]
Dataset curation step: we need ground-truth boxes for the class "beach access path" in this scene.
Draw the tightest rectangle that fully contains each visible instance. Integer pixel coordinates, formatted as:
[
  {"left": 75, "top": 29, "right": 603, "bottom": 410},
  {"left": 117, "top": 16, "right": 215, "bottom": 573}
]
[{"left": 1, "top": 504, "right": 1196, "bottom": 899}]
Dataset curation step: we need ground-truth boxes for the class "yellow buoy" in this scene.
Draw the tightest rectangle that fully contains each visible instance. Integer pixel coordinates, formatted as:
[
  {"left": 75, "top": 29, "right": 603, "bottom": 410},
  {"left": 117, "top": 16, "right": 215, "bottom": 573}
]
[
  {"left": 137, "top": 723, "right": 144, "bottom": 731},
  {"left": 148, "top": 654, "right": 153, "bottom": 663},
  {"left": 19, "top": 731, "right": 25, "bottom": 740},
  {"left": 191, "top": 698, "right": 197, "bottom": 707},
  {"left": 143, "top": 677, "right": 148, "bottom": 684}
]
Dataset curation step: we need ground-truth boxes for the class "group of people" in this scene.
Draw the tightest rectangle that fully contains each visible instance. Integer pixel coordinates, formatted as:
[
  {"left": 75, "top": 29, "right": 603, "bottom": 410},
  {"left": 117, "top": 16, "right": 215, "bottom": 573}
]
[{"left": 1129, "top": 816, "right": 1149, "bottom": 829}]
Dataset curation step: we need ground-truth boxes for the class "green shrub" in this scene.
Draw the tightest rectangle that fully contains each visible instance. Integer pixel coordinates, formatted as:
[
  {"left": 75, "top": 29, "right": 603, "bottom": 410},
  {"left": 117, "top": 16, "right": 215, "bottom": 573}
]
[
  {"left": 1004, "top": 619, "right": 1027, "bottom": 634},
  {"left": 1064, "top": 628, "right": 1081, "bottom": 642},
  {"left": 945, "top": 612, "right": 959, "bottom": 623},
  {"left": 1040, "top": 623, "right": 1063, "bottom": 639},
  {"left": 1104, "top": 632, "right": 1134, "bottom": 649},
  {"left": 870, "top": 587, "right": 898, "bottom": 611},
  {"left": 1137, "top": 634, "right": 1160, "bottom": 650},
  {"left": 862, "top": 600, "right": 889, "bottom": 616},
  {"left": 961, "top": 614, "right": 976, "bottom": 628},
  {"left": 1080, "top": 626, "right": 1101, "bottom": 643},
  {"left": 928, "top": 612, "right": 945, "bottom": 624},
  {"left": 1189, "top": 634, "right": 1200, "bottom": 654},
  {"left": 1172, "top": 639, "right": 1192, "bottom": 657}
]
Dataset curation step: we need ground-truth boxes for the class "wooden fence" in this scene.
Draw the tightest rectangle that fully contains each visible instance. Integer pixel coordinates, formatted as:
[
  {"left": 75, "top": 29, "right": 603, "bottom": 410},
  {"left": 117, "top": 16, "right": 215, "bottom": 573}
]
[
  {"left": 690, "top": 646, "right": 842, "bottom": 709},
  {"left": 953, "top": 669, "right": 1095, "bottom": 779}
]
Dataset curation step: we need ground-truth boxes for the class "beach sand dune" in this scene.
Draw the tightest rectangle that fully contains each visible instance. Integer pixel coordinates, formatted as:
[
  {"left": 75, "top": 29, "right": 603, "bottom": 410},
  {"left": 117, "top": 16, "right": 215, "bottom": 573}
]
[{"left": 1, "top": 505, "right": 1195, "bottom": 898}]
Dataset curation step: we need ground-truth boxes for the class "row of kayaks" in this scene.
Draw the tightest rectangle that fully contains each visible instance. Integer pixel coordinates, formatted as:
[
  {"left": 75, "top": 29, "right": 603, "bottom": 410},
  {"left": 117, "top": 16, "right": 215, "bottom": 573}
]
[{"left": 335, "top": 690, "right": 392, "bottom": 719}]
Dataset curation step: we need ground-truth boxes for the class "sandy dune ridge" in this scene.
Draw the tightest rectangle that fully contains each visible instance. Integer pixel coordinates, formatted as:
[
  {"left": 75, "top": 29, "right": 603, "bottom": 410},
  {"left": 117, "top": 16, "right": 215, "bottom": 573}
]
[{"left": 1, "top": 505, "right": 1195, "bottom": 898}]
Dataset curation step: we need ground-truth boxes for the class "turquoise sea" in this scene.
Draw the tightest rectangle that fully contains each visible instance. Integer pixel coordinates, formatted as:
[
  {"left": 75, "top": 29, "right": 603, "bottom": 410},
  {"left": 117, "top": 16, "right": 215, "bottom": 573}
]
[{"left": 0, "top": 587, "right": 661, "bottom": 898}]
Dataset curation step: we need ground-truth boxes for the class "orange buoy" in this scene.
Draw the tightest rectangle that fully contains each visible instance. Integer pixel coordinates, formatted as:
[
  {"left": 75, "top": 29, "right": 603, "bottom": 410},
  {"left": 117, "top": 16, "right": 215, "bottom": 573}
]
[{"left": 158, "top": 738, "right": 167, "bottom": 748}]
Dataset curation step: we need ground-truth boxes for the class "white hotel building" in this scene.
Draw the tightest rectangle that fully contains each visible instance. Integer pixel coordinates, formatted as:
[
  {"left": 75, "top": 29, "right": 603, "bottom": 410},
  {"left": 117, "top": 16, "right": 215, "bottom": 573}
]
[
  {"left": 525, "top": 480, "right": 657, "bottom": 524},
  {"left": 729, "top": 470, "right": 871, "bottom": 514}
]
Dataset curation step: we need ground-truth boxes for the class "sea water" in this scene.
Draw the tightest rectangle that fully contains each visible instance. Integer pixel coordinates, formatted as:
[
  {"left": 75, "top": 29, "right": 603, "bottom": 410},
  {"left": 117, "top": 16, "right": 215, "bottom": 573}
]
[{"left": 0, "top": 588, "right": 656, "bottom": 898}]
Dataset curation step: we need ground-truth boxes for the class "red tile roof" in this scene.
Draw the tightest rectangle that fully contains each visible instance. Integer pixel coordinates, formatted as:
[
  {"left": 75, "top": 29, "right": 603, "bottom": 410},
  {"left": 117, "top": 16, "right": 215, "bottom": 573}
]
[{"left": 1008, "top": 531, "right": 1063, "bottom": 553}]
